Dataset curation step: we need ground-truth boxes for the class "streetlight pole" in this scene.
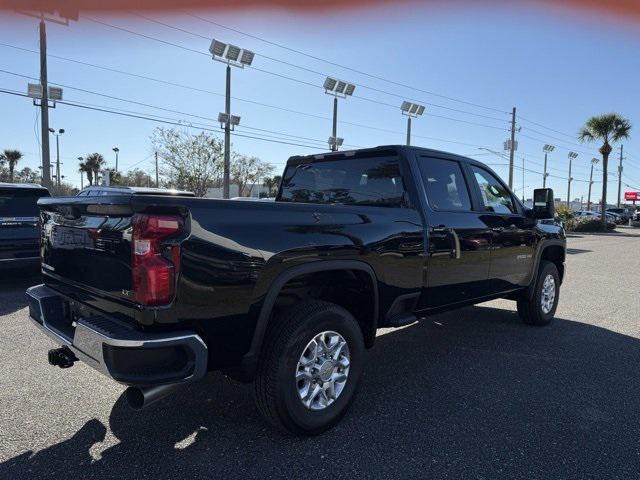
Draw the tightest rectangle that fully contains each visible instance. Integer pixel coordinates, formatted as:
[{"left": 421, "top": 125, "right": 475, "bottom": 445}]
[
  {"left": 331, "top": 96, "right": 338, "bottom": 152},
  {"left": 223, "top": 64, "right": 231, "bottom": 197},
  {"left": 210, "top": 39, "right": 254, "bottom": 199},
  {"left": 617, "top": 144, "right": 624, "bottom": 208},
  {"left": 323, "top": 77, "right": 355, "bottom": 152},
  {"left": 567, "top": 152, "right": 578, "bottom": 209},
  {"left": 77, "top": 156, "right": 84, "bottom": 189},
  {"left": 587, "top": 158, "right": 599, "bottom": 211},
  {"left": 542, "top": 144, "right": 554, "bottom": 188},
  {"left": 48, "top": 128, "right": 64, "bottom": 186},
  {"left": 400, "top": 101, "right": 424, "bottom": 146},
  {"left": 112, "top": 147, "right": 119, "bottom": 174}
]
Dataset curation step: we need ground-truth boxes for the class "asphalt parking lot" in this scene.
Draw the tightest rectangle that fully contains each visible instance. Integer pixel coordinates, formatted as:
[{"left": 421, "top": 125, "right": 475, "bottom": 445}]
[{"left": 1, "top": 229, "right": 639, "bottom": 480}]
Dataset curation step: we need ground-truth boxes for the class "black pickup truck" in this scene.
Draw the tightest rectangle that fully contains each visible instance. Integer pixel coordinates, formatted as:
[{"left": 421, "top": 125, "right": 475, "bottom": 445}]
[{"left": 26, "top": 145, "right": 565, "bottom": 435}]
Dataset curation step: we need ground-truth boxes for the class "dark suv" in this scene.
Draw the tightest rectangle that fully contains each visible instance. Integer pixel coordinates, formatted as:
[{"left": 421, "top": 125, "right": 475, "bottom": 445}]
[{"left": 0, "top": 183, "right": 50, "bottom": 270}]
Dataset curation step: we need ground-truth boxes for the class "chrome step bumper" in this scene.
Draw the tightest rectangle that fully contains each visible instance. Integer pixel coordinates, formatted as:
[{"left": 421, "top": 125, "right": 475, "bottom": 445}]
[{"left": 26, "top": 284, "right": 208, "bottom": 386}]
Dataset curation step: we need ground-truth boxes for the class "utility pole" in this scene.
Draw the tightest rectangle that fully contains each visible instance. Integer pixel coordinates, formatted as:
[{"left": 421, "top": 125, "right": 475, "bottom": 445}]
[
  {"left": 155, "top": 152, "right": 159, "bottom": 188},
  {"left": 39, "top": 16, "right": 52, "bottom": 190},
  {"left": 521, "top": 156, "right": 526, "bottom": 202},
  {"left": 587, "top": 158, "right": 599, "bottom": 211},
  {"left": 617, "top": 144, "right": 624, "bottom": 208},
  {"left": 508, "top": 107, "right": 516, "bottom": 189}
]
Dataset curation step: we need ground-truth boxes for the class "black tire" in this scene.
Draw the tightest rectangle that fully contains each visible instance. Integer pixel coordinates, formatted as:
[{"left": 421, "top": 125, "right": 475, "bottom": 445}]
[
  {"left": 254, "top": 300, "right": 365, "bottom": 435},
  {"left": 517, "top": 260, "right": 560, "bottom": 326}
]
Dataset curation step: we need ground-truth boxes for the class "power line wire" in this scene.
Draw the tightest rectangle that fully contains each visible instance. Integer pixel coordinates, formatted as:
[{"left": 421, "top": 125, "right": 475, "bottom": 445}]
[
  {"left": 183, "top": 11, "right": 510, "bottom": 114},
  {"left": 81, "top": 17, "right": 509, "bottom": 131}
]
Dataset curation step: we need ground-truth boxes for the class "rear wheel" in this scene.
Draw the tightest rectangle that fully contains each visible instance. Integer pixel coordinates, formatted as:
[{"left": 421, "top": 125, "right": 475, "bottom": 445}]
[
  {"left": 517, "top": 260, "right": 560, "bottom": 326},
  {"left": 254, "top": 300, "right": 365, "bottom": 435}
]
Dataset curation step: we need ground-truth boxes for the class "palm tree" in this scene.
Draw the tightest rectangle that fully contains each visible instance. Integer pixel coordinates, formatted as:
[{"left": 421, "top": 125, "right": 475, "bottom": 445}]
[
  {"left": 578, "top": 114, "right": 631, "bottom": 230},
  {"left": 2, "top": 149, "right": 23, "bottom": 182},
  {"left": 78, "top": 160, "right": 93, "bottom": 186},
  {"left": 84, "top": 153, "right": 105, "bottom": 185},
  {"left": 262, "top": 175, "right": 282, "bottom": 196}
]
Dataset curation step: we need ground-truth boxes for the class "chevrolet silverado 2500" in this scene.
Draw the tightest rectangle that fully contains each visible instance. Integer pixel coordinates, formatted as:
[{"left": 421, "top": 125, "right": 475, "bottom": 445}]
[{"left": 26, "top": 145, "right": 565, "bottom": 435}]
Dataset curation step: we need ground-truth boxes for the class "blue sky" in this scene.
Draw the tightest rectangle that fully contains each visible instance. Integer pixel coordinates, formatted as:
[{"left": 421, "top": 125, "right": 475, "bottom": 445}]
[{"left": 1, "top": 2, "right": 639, "bottom": 202}]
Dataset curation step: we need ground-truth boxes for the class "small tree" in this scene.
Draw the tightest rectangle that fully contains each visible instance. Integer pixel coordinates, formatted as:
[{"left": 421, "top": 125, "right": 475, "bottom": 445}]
[
  {"left": 120, "top": 168, "right": 152, "bottom": 187},
  {"left": 151, "top": 128, "right": 224, "bottom": 196},
  {"left": 578, "top": 113, "right": 631, "bottom": 230},
  {"left": 1, "top": 149, "right": 23, "bottom": 182},
  {"left": 232, "top": 155, "right": 274, "bottom": 196}
]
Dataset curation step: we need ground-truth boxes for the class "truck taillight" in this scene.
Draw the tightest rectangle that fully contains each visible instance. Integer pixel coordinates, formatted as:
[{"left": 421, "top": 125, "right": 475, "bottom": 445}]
[{"left": 132, "top": 214, "right": 183, "bottom": 306}]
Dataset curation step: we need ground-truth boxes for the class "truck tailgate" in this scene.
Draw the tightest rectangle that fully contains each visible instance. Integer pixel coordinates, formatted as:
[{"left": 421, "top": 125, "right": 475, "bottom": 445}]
[{"left": 39, "top": 197, "right": 135, "bottom": 302}]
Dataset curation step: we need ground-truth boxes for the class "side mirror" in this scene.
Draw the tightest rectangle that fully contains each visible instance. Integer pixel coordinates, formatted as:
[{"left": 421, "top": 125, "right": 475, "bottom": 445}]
[{"left": 532, "top": 188, "right": 555, "bottom": 219}]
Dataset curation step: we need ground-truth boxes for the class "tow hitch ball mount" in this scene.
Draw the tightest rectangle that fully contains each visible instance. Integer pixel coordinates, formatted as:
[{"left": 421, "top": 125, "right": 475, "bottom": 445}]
[{"left": 48, "top": 346, "right": 78, "bottom": 369}]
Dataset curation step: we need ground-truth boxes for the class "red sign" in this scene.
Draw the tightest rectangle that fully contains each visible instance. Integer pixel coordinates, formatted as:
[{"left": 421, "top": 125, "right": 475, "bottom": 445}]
[{"left": 625, "top": 191, "right": 640, "bottom": 201}]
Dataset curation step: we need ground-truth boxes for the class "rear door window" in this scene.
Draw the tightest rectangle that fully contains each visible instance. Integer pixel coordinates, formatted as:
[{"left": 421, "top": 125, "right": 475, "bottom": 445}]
[
  {"left": 279, "top": 156, "right": 407, "bottom": 207},
  {"left": 418, "top": 158, "right": 471, "bottom": 211}
]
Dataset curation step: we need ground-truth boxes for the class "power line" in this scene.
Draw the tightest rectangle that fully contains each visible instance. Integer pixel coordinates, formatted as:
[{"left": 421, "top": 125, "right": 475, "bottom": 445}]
[
  {"left": 182, "top": 11, "right": 510, "bottom": 114},
  {"left": 0, "top": 87, "right": 332, "bottom": 151},
  {"left": 82, "top": 17, "right": 509, "bottom": 131},
  {"left": 134, "top": 12, "right": 509, "bottom": 123},
  {"left": 0, "top": 67, "right": 503, "bottom": 152}
]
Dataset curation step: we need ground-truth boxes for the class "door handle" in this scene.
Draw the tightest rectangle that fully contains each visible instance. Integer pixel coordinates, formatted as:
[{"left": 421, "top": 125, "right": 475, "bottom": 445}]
[
  {"left": 491, "top": 227, "right": 504, "bottom": 233},
  {"left": 429, "top": 225, "right": 460, "bottom": 259}
]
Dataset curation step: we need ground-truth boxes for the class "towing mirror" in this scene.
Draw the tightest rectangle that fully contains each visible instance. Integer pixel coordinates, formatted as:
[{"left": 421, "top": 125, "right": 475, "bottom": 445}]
[{"left": 532, "top": 188, "right": 555, "bottom": 219}]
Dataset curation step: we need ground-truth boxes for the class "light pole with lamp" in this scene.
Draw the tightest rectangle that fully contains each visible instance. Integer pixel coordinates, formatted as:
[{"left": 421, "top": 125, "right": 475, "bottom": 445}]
[
  {"left": 587, "top": 157, "right": 599, "bottom": 211},
  {"left": 323, "top": 77, "right": 355, "bottom": 151},
  {"left": 48, "top": 128, "right": 64, "bottom": 186},
  {"left": 209, "top": 39, "right": 254, "bottom": 199}
]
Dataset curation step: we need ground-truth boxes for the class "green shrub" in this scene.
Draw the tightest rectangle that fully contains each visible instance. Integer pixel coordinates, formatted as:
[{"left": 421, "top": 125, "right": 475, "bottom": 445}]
[
  {"left": 571, "top": 218, "right": 616, "bottom": 232},
  {"left": 555, "top": 205, "right": 574, "bottom": 222}
]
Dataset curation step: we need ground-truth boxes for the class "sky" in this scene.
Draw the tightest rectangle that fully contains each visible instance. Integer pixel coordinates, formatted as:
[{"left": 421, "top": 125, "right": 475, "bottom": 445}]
[{"left": 1, "top": 2, "right": 639, "bottom": 203}]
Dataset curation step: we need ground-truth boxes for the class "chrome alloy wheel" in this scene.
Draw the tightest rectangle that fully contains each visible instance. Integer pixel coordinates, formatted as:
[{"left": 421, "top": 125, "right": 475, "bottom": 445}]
[
  {"left": 295, "top": 331, "right": 350, "bottom": 410},
  {"left": 540, "top": 274, "right": 556, "bottom": 314}
]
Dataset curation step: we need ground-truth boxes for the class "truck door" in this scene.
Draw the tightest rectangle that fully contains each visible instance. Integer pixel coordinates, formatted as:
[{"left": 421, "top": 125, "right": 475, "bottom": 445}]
[
  {"left": 415, "top": 156, "right": 493, "bottom": 309},
  {"left": 467, "top": 165, "right": 536, "bottom": 292}
]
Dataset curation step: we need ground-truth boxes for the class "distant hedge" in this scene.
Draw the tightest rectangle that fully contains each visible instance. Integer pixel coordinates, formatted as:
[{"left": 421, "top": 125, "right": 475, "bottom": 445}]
[{"left": 565, "top": 217, "right": 616, "bottom": 232}]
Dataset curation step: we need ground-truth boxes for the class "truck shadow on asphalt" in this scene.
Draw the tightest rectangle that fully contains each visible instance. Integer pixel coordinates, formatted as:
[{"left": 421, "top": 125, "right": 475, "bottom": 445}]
[{"left": 2, "top": 304, "right": 640, "bottom": 479}]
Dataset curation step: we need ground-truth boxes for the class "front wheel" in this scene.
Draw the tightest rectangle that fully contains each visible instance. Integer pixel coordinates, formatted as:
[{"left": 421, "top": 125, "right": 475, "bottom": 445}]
[
  {"left": 254, "top": 300, "right": 365, "bottom": 435},
  {"left": 517, "top": 260, "right": 560, "bottom": 326}
]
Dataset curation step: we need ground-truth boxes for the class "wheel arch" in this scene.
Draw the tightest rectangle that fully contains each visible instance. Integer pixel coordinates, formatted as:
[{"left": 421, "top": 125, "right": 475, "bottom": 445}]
[
  {"left": 527, "top": 240, "right": 566, "bottom": 300},
  {"left": 240, "top": 260, "right": 379, "bottom": 379}
]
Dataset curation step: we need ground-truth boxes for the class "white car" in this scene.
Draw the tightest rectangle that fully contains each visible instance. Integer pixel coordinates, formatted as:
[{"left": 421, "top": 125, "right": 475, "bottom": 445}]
[{"left": 575, "top": 211, "right": 619, "bottom": 222}]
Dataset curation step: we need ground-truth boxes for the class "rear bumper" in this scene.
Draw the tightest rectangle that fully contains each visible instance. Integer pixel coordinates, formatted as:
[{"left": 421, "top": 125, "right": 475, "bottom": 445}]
[{"left": 26, "top": 284, "right": 208, "bottom": 386}]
